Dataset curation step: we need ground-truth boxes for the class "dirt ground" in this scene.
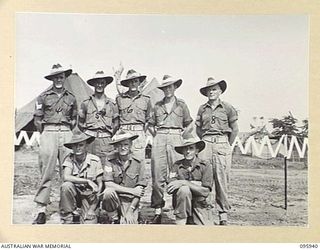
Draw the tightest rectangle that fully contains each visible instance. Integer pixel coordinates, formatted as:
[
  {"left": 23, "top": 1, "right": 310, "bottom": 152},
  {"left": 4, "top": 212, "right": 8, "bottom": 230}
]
[{"left": 12, "top": 148, "right": 308, "bottom": 226}]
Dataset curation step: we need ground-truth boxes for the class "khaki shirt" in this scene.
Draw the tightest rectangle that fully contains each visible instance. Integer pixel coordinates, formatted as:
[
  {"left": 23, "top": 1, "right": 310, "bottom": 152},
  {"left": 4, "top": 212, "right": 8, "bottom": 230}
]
[
  {"left": 149, "top": 97, "right": 193, "bottom": 129},
  {"left": 169, "top": 157, "right": 213, "bottom": 191},
  {"left": 195, "top": 100, "right": 238, "bottom": 136},
  {"left": 104, "top": 155, "right": 146, "bottom": 188},
  {"left": 34, "top": 88, "right": 77, "bottom": 127},
  {"left": 116, "top": 92, "right": 152, "bottom": 125},
  {"left": 78, "top": 94, "right": 119, "bottom": 134},
  {"left": 62, "top": 153, "right": 104, "bottom": 181}
]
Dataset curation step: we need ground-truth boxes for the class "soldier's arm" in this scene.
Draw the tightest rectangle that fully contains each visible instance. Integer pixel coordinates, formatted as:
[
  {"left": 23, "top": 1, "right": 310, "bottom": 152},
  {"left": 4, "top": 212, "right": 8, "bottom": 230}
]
[
  {"left": 34, "top": 96, "right": 44, "bottom": 133},
  {"left": 112, "top": 102, "right": 120, "bottom": 135},
  {"left": 147, "top": 106, "right": 157, "bottom": 137},
  {"left": 104, "top": 181, "right": 144, "bottom": 198},
  {"left": 195, "top": 107, "right": 203, "bottom": 139},
  {"left": 70, "top": 98, "right": 78, "bottom": 130},
  {"left": 227, "top": 104, "right": 239, "bottom": 145},
  {"left": 144, "top": 98, "right": 152, "bottom": 132},
  {"left": 229, "top": 120, "right": 239, "bottom": 145},
  {"left": 182, "top": 103, "right": 193, "bottom": 128},
  {"left": 78, "top": 102, "right": 87, "bottom": 131}
]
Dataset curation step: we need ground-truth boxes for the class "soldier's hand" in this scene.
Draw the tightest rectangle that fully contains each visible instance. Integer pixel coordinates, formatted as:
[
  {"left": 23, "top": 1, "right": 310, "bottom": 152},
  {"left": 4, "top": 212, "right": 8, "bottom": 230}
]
[
  {"left": 124, "top": 209, "right": 136, "bottom": 224},
  {"left": 87, "top": 180, "right": 99, "bottom": 193},
  {"left": 167, "top": 180, "right": 185, "bottom": 194},
  {"left": 132, "top": 186, "right": 145, "bottom": 197}
]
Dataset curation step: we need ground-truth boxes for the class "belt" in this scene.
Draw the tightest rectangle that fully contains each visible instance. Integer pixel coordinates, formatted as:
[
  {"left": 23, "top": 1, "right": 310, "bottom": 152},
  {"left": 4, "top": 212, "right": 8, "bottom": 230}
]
[
  {"left": 157, "top": 128, "right": 182, "bottom": 134},
  {"left": 203, "top": 135, "right": 229, "bottom": 144},
  {"left": 84, "top": 130, "right": 111, "bottom": 138},
  {"left": 120, "top": 124, "right": 144, "bottom": 131},
  {"left": 43, "top": 124, "right": 70, "bottom": 131}
]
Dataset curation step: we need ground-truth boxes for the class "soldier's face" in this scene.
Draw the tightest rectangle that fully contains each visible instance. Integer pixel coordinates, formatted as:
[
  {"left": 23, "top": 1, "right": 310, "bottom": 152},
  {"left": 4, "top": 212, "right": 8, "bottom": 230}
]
[
  {"left": 94, "top": 79, "right": 107, "bottom": 93},
  {"left": 72, "top": 141, "right": 87, "bottom": 156},
  {"left": 52, "top": 73, "right": 66, "bottom": 89},
  {"left": 162, "top": 84, "right": 175, "bottom": 98},
  {"left": 207, "top": 85, "right": 222, "bottom": 101},
  {"left": 116, "top": 139, "right": 132, "bottom": 156},
  {"left": 128, "top": 78, "right": 140, "bottom": 92},
  {"left": 182, "top": 144, "right": 198, "bottom": 161}
]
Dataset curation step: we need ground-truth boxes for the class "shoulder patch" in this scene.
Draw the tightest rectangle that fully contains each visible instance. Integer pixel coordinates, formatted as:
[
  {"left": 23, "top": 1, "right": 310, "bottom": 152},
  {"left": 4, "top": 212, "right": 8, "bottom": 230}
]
[
  {"left": 104, "top": 165, "right": 113, "bottom": 173},
  {"left": 169, "top": 172, "right": 177, "bottom": 178}
]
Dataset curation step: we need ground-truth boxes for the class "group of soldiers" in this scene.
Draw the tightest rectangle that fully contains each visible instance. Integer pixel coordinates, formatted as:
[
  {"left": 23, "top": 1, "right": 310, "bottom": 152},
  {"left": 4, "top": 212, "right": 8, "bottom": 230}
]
[{"left": 32, "top": 63, "right": 239, "bottom": 225}]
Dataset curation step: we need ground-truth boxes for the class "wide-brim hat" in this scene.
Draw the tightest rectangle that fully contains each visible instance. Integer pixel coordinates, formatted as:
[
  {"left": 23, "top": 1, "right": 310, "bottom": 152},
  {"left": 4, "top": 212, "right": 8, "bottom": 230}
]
[
  {"left": 174, "top": 136, "right": 205, "bottom": 155},
  {"left": 109, "top": 130, "right": 139, "bottom": 145},
  {"left": 120, "top": 69, "right": 146, "bottom": 87},
  {"left": 44, "top": 63, "right": 72, "bottom": 80},
  {"left": 87, "top": 71, "right": 114, "bottom": 86},
  {"left": 200, "top": 77, "right": 227, "bottom": 96},
  {"left": 64, "top": 129, "right": 95, "bottom": 149},
  {"left": 157, "top": 75, "right": 182, "bottom": 90}
]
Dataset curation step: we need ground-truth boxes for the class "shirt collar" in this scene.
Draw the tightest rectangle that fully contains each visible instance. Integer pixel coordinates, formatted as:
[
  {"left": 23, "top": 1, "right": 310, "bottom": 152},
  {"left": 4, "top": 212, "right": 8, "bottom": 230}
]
[
  {"left": 114, "top": 154, "right": 133, "bottom": 172},
  {"left": 122, "top": 91, "right": 142, "bottom": 99},
  {"left": 92, "top": 93, "right": 109, "bottom": 103},
  {"left": 178, "top": 157, "right": 202, "bottom": 171},
  {"left": 47, "top": 87, "right": 67, "bottom": 96},
  {"left": 71, "top": 153, "right": 91, "bottom": 174},
  {"left": 204, "top": 98, "right": 222, "bottom": 109}
]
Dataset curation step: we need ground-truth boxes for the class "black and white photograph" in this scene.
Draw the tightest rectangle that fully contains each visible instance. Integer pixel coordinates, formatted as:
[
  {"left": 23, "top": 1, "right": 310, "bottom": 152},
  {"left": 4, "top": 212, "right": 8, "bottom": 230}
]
[{"left": 14, "top": 13, "right": 308, "bottom": 227}]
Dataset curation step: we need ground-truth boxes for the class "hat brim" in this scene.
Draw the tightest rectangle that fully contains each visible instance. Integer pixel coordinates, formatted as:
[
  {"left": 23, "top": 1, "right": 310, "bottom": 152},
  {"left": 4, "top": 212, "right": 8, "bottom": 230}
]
[
  {"left": 120, "top": 76, "right": 146, "bottom": 87},
  {"left": 200, "top": 80, "right": 227, "bottom": 96},
  {"left": 109, "top": 134, "right": 139, "bottom": 145},
  {"left": 45, "top": 69, "right": 73, "bottom": 80},
  {"left": 87, "top": 76, "right": 114, "bottom": 86},
  {"left": 64, "top": 136, "right": 95, "bottom": 149},
  {"left": 174, "top": 140, "right": 205, "bottom": 155},
  {"left": 158, "top": 79, "right": 182, "bottom": 90}
]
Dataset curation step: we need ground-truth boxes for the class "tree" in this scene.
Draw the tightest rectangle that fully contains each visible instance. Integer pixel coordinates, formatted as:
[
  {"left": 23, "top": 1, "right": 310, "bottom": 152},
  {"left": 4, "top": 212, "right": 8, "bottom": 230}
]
[
  {"left": 298, "top": 119, "right": 308, "bottom": 138},
  {"left": 269, "top": 112, "right": 299, "bottom": 138}
]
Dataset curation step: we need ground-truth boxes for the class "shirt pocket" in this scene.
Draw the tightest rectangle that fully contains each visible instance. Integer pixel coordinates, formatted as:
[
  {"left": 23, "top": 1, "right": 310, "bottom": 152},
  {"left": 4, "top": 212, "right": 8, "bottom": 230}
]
[
  {"left": 62, "top": 98, "right": 74, "bottom": 117},
  {"left": 172, "top": 107, "right": 184, "bottom": 117},
  {"left": 155, "top": 108, "right": 167, "bottom": 125},
  {"left": 125, "top": 171, "right": 139, "bottom": 188},
  {"left": 215, "top": 111, "right": 228, "bottom": 124}
]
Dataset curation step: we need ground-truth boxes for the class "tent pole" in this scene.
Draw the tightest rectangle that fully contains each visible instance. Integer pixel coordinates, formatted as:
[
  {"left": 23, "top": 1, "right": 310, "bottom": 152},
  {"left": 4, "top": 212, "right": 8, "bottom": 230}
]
[{"left": 284, "top": 156, "right": 288, "bottom": 210}]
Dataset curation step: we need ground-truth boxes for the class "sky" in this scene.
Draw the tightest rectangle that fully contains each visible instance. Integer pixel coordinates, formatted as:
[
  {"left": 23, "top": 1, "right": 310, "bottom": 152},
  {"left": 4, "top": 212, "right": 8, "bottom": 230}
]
[{"left": 15, "top": 13, "right": 309, "bottom": 132}]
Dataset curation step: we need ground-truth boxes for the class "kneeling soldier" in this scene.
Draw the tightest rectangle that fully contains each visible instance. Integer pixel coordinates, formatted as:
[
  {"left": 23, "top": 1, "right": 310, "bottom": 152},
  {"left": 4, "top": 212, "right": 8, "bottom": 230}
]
[
  {"left": 102, "top": 130, "right": 146, "bottom": 224},
  {"left": 59, "top": 129, "right": 103, "bottom": 224},
  {"left": 167, "top": 133, "right": 213, "bottom": 225}
]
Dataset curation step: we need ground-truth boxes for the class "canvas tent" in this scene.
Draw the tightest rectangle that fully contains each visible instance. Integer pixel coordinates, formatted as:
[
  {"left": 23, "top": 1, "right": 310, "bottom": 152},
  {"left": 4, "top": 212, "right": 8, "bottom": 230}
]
[{"left": 15, "top": 73, "right": 93, "bottom": 133}]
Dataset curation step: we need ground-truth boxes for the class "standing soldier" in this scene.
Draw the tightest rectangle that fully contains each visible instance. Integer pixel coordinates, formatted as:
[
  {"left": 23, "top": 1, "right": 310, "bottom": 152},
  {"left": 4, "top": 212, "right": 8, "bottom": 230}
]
[
  {"left": 148, "top": 75, "right": 193, "bottom": 224},
  {"left": 78, "top": 71, "right": 119, "bottom": 166},
  {"left": 33, "top": 64, "right": 77, "bottom": 224},
  {"left": 196, "top": 77, "right": 239, "bottom": 225},
  {"left": 116, "top": 69, "right": 152, "bottom": 167}
]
